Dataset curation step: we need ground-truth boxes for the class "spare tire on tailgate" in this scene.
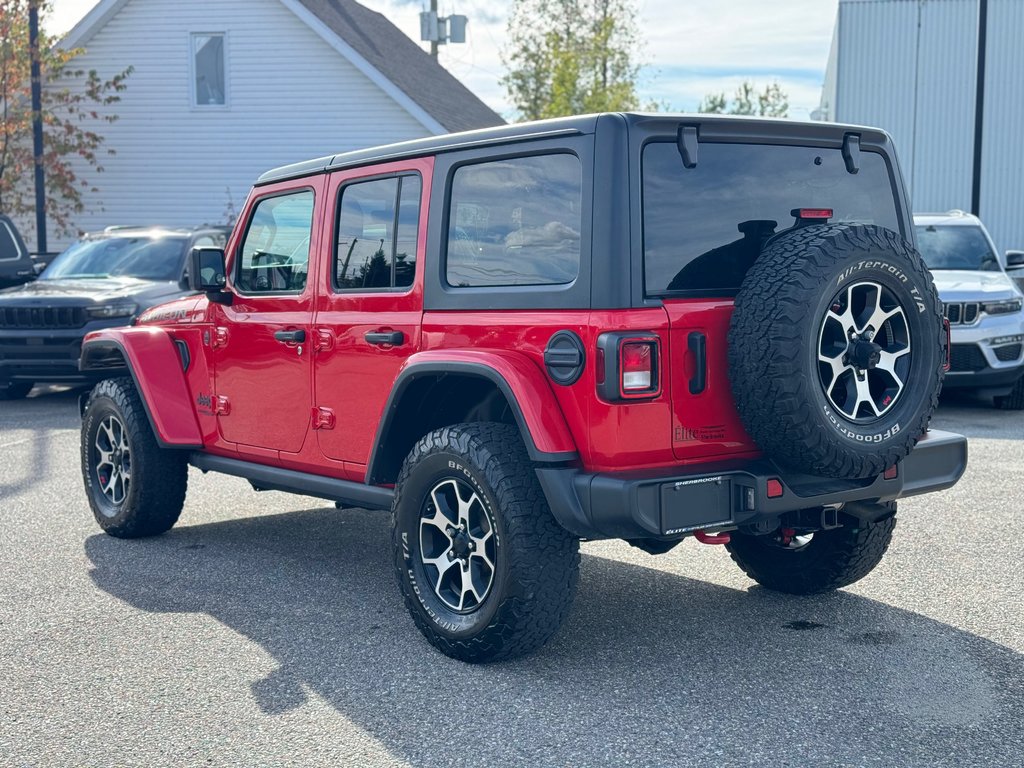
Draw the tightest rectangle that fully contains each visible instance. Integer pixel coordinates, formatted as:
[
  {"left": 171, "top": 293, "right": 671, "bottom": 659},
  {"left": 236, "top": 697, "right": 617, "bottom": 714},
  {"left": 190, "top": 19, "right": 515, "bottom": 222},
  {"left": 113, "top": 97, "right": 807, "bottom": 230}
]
[{"left": 728, "top": 223, "right": 945, "bottom": 479}]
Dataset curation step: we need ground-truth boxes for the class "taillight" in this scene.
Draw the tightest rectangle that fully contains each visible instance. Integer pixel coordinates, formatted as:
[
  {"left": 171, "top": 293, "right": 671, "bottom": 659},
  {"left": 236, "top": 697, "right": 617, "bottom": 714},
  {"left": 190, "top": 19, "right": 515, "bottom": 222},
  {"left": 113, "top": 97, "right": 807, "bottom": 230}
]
[
  {"left": 596, "top": 332, "right": 661, "bottom": 401},
  {"left": 621, "top": 341, "right": 655, "bottom": 392}
]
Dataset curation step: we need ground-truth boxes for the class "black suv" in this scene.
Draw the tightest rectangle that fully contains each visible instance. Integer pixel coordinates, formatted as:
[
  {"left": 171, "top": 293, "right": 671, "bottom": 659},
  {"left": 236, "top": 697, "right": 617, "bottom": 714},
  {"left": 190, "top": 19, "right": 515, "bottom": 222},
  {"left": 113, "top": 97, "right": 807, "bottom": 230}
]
[{"left": 0, "top": 225, "right": 228, "bottom": 399}]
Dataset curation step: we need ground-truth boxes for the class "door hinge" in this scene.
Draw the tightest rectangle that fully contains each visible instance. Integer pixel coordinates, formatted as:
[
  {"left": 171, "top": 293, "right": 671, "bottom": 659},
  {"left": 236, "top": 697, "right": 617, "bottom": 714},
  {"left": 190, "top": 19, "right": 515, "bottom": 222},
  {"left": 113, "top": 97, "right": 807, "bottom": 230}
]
[
  {"left": 213, "top": 327, "right": 229, "bottom": 348},
  {"left": 213, "top": 395, "right": 231, "bottom": 416},
  {"left": 312, "top": 406, "right": 336, "bottom": 430},
  {"left": 314, "top": 328, "right": 334, "bottom": 353}
]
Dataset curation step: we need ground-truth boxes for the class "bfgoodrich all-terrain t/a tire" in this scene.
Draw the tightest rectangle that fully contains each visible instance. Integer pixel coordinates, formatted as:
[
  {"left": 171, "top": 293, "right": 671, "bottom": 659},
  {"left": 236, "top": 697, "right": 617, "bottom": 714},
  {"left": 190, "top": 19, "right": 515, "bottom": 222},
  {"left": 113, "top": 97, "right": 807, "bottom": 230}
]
[
  {"left": 392, "top": 422, "right": 580, "bottom": 663},
  {"left": 81, "top": 377, "right": 188, "bottom": 538},
  {"left": 726, "top": 505, "right": 897, "bottom": 595},
  {"left": 729, "top": 223, "right": 945, "bottom": 479}
]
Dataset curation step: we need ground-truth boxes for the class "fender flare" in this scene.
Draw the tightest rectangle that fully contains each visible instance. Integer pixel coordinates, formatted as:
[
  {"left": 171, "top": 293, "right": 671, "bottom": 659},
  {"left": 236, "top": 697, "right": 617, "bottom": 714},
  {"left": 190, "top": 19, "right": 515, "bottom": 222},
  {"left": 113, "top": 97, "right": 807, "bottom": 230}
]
[
  {"left": 367, "top": 349, "right": 578, "bottom": 484},
  {"left": 80, "top": 327, "right": 203, "bottom": 449}
]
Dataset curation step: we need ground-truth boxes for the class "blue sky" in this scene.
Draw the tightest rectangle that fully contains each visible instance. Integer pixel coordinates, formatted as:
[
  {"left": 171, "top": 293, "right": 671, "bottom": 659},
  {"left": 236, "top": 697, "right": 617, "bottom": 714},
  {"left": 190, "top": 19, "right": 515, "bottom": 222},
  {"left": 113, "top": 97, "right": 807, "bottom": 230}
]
[{"left": 48, "top": 0, "right": 841, "bottom": 120}]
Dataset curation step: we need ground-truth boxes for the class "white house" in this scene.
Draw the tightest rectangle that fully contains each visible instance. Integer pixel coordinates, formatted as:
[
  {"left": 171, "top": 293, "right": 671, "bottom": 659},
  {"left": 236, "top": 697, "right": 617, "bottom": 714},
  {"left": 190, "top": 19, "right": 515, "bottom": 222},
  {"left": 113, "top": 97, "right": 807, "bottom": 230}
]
[{"left": 32, "top": 0, "right": 503, "bottom": 250}]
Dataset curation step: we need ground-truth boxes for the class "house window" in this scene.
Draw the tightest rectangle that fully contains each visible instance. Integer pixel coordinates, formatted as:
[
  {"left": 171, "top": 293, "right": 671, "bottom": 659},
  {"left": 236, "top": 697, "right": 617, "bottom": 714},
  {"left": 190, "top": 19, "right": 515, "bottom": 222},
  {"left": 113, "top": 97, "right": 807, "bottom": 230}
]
[{"left": 191, "top": 33, "right": 226, "bottom": 106}]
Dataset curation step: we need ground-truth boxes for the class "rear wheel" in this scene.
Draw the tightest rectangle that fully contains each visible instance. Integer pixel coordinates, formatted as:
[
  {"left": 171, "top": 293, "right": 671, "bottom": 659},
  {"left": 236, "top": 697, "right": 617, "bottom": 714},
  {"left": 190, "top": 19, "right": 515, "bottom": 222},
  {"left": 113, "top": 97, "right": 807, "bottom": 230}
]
[
  {"left": 392, "top": 422, "right": 579, "bottom": 663},
  {"left": 81, "top": 378, "right": 188, "bottom": 538},
  {"left": 726, "top": 508, "right": 896, "bottom": 595},
  {"left": 993, "top": 375, "right": 1024, "bottom": 410},
  {"left": 0, "top": 381, "right": 33, "bottom": 400}
]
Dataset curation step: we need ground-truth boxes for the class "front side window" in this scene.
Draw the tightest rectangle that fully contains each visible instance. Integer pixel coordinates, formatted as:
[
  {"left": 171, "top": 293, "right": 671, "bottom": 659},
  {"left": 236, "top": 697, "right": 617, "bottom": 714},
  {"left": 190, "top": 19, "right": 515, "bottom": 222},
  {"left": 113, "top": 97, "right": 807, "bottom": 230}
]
[
  {"left": 642, "top": 142, "right": 902, "bottom": 295},
  {"left": 446, "top": 154, "right": 582, "bottom": 287},
  {"left": 0, "top": 221, "right": 23, "bottom": 261},
  {"left": 237, "top": 190, "right": 314, "bottom": 294},
  {"left": 914, "top": 225, "right": 1000, "bottom": 271},
  {"left": 192, "top": 33, "right": 226, "bottom": 106},
  {"left": 335, "top": 174, "right": 421, "bottom": 290}
]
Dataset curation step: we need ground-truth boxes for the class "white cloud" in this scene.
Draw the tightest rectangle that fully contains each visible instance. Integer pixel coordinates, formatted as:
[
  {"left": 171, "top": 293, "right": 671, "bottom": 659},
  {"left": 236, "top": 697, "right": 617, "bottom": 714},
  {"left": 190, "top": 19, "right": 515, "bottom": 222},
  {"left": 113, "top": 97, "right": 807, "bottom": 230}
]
[{"left": 48, "top": 0, "right": 839, "bottom": 119}]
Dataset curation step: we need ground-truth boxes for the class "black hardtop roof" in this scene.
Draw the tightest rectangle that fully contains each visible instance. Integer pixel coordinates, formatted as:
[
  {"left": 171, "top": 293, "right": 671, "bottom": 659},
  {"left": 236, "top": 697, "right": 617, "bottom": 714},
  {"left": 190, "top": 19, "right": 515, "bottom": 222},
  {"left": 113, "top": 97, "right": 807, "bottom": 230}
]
[{"left": 255, "top": 112, "right": 893, "bottom": 186}]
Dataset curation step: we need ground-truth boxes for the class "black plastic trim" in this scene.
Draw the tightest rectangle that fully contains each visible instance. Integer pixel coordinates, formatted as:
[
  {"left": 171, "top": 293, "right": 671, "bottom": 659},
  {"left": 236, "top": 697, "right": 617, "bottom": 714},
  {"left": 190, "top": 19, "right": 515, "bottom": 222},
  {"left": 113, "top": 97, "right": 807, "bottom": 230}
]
[
  {"left": 367, "top": 360, "right": 579, "bottom": 484},
  {"left": 536, "top": 430, "right": 966, "bottom": 540},
  {"left": 174, "top": 339, "right": 190, "bottom": 371},
  {"left": 687, "top": 331, "right": 706, "bottom": 394},
  {"left": 79, "top": 338, "right": 201, "bottom": 451},
  {"left": 544, "top": 330, "right": 585, "bottom": 386},
  {"left": 188, "top": 453, "right": 394, "bottom": 509}
]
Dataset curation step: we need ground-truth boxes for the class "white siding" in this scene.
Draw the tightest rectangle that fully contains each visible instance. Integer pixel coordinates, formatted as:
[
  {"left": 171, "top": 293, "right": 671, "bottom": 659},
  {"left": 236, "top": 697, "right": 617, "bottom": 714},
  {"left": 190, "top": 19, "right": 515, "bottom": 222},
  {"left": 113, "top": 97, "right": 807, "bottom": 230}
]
[
  {"left": 826, "top": 0, "right": 1024, "bottom": 256},
  {"left": 26, "top": 0, "right": 431, "bottom": 250}
]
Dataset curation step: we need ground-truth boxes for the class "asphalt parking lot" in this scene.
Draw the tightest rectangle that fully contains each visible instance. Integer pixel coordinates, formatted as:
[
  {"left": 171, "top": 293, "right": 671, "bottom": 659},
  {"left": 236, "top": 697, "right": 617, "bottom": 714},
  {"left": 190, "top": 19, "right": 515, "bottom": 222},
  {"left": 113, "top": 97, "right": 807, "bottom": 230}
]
[{"left": 1, "top": 387, "right": 1022, "bottom": 767}]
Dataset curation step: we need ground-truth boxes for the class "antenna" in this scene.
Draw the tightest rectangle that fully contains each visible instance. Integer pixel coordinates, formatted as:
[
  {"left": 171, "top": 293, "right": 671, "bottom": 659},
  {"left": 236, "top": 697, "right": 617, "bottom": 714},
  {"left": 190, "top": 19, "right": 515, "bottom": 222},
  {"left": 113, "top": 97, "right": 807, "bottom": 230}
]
[{"left": 420, "top": 1, "right": 468, "bottom": 59}]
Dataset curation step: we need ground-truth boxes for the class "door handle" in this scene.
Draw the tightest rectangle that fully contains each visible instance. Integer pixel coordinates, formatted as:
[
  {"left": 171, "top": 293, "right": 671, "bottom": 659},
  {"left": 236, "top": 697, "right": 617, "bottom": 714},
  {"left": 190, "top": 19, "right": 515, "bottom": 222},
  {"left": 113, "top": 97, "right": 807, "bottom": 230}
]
[
  {"left": 364, "top": 330, "right": 404, "bottom": 346},
  {"left": 274, "top": 329, "right": 306, "bottom": 344},
  {"left": 688, "top": 332, "right": 707, "bottom": 394}
]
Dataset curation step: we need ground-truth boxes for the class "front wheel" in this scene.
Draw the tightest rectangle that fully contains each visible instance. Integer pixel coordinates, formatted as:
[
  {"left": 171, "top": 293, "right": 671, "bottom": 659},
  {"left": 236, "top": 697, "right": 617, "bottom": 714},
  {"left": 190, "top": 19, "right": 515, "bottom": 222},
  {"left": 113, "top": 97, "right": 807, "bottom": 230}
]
[
  {"left": 726, "top": 507, "right": 896, "bottom": 595},
  {"left": 993, "top": 374, "right": 1024, "bottom": 410},
  {"left": 392, "top": 423, "right": 579, "bottom": 663},
  {"left": 81, "top": 378, "right": 188, "bottom": 538}
]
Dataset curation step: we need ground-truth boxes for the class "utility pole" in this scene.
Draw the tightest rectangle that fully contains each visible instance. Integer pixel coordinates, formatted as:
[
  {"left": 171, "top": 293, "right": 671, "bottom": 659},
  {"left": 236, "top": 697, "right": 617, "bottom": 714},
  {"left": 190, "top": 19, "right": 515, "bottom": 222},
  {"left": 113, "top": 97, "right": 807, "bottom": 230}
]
[
  {"left": 29, "top": 0, "right": 47, "bottom": 253},
  {"left": 430, "top": 0, "right": 438, "bottom": 59}
]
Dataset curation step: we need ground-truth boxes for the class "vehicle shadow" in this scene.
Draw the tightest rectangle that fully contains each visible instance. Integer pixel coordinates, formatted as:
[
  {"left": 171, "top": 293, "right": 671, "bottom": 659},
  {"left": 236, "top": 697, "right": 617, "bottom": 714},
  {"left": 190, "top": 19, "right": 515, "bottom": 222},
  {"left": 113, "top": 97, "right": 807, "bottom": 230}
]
[
  {"left": 83, "top": 508, "right": 1024, "bottom": 767},
  {"left": 933, "top": 388, "right": 1023, "bottom": 440},
  {"left": 0, "top": 386, "right": 84, "bottom": 500}
]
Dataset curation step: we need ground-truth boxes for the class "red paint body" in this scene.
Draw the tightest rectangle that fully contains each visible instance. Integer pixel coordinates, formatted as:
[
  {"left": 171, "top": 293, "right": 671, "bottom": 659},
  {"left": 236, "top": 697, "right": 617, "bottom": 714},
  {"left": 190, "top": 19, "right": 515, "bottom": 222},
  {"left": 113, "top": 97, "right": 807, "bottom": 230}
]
[{"left": 82, "top": 156, "right": 760, "bottom": 482}]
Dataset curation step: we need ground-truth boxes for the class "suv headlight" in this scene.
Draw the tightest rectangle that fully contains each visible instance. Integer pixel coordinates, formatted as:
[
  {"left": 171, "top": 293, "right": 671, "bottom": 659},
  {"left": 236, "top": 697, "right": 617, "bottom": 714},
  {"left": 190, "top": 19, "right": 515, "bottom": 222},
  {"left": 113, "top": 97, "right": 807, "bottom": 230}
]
[
  {"left": 86, "top": 303, "right": 138, "bottom": 319},
  {"left": 981, "top": 298, "right": 1023, "bottom": 315}
]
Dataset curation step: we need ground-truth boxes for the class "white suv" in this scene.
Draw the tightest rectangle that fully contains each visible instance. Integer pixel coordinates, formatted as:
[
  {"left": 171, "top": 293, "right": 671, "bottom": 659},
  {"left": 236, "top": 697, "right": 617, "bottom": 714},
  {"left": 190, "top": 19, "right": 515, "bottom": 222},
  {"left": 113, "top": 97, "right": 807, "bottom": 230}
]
[{"left": 914, "top": 211, "right": 1024, "bottom": 409}]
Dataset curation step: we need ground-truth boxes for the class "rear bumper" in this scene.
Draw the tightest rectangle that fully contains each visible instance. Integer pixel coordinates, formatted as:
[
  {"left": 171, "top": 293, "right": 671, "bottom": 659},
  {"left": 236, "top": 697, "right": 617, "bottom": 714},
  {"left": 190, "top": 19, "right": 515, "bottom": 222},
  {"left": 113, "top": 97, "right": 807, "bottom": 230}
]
[{"left": 536, "top": 430, "right": 967, "bottom": 540}]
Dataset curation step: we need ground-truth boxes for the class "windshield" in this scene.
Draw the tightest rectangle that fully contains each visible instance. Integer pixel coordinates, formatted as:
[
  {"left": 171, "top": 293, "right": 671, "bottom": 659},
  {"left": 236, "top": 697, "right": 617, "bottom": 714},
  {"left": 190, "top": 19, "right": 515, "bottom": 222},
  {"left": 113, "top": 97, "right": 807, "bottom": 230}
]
[
  {"left": 42, "top": 235, "right": 189, "bottom": 281},
  {"left": 914, "top": 225, "right": 1000, "bottom": 271}
]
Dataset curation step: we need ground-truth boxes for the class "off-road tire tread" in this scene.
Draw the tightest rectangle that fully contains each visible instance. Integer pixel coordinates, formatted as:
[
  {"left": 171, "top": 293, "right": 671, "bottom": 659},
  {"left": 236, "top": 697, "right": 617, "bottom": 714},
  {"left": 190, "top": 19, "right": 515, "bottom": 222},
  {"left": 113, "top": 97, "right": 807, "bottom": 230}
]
[
  {"left": 392, "top": 422, "right": 580, "bottom": 663},
  {"left": 729, "top": 224, "right": 945, "bottom": 478},
  {"left": 726, "top": 513, "right": 896, "bottom": 595},
  {"left": 81, "top": 377, "right": 187, "bottom": 538}
]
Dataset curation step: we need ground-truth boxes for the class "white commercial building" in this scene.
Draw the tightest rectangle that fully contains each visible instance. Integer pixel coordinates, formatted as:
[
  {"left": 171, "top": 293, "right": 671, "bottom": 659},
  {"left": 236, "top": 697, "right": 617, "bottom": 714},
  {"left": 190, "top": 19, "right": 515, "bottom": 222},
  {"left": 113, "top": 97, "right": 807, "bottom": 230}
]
[{"left": 820, "top": 0, "right": 1023, "bottom": 256}]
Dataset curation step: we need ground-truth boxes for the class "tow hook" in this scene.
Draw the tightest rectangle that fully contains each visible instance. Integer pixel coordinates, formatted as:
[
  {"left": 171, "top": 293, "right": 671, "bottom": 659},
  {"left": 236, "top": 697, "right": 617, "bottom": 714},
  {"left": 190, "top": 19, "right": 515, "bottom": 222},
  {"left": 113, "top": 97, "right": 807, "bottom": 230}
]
[{"left": 694, "top": 530, "right": 731, "bottom": 545}]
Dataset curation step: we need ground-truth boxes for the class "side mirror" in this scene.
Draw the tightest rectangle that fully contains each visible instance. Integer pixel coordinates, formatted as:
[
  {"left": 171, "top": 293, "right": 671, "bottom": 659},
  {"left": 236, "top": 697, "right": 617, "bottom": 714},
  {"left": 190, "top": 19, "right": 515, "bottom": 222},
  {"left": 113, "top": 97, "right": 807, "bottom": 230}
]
[
  {"left": 1006, "top": 250, "right": 1024, "bottom": 268},
  {"left": 189, "top": 247, "right": 232, "bottom": 304}
]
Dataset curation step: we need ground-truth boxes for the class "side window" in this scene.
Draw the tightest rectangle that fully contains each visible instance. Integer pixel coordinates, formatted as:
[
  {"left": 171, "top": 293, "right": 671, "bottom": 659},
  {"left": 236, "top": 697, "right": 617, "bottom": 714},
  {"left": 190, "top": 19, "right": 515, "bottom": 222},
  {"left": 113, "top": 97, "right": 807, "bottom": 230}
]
[
  {"left": 0, "top": 221, "right": 23, "bottom": 261},
  {"left": 446, "top": 154, "right": 581, "bottom": 287},
  {"left": 335, "top": 174, "right": 421, "bottom": 291},
  {"left": 237, "top": 190, "right": 314, "bottom": 294},
  {"left": 191, "top": 33, "right": 227, "bottom": 106}
]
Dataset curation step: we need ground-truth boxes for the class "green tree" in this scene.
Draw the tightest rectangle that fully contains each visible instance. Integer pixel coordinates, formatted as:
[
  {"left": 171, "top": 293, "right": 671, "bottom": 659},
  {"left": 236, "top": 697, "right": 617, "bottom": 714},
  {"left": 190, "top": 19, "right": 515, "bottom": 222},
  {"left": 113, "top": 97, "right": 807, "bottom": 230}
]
[
  {"left": 502, "top": 0, "right": 646, "bottom": 120},
  {"left": 699, "top": 81, "right": 789, "bottom": 117},
  {"left": 0, "top": 0, "right": 131, "bottom": 237}
]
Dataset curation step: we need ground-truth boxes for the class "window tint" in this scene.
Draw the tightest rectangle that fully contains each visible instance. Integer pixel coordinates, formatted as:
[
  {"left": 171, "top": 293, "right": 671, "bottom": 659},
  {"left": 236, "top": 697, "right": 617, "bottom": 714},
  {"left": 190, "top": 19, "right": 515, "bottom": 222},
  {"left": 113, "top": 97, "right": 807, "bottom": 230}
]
[
  {"left": 0, "top": 221, "right": 22, "bottom": 261},
  {"left": 192, "top": 33, "right": 226, "bottom": 106},
  {"left": 237, "top": 190, "right": 314, "bottom": 293},
  {"left": 446, "top": 154, "right": 581, "bottom": 287},
  {"left": 914, "top": 225, "right": 1000, "bottom": 271},
  {"left": 335, "top": 174, "right": 421, "bottom": 290},
  {"left": 642, "top": 142, "right": 901, "bottom": 295}
]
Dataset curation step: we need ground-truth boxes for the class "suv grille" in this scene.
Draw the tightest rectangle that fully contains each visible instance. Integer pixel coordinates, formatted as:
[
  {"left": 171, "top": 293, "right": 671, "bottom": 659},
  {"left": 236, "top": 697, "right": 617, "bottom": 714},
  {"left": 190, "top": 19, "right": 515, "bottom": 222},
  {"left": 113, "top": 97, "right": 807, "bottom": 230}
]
[
  {"left": 0, "top": 306, "right": 87, "bottom": 329},
  {"left": 949, "top": 344, "right": 987, "bottom": 372},
  {"left": 943, "top": 302, "right": 979, "bottom": 325},
  {"left": 994, "top": 344, "right": 1022, "bottom": 363}
]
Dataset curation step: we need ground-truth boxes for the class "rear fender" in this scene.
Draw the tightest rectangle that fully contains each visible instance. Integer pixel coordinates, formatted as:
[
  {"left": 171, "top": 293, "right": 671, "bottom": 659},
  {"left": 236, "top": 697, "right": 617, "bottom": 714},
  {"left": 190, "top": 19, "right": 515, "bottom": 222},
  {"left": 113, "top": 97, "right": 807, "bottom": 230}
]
[
  {"left": 368, "top": 349, "right": 578, "bottom": 483},
  {"left": 80, "top": 327, "right": 203, "bottom": 448}
]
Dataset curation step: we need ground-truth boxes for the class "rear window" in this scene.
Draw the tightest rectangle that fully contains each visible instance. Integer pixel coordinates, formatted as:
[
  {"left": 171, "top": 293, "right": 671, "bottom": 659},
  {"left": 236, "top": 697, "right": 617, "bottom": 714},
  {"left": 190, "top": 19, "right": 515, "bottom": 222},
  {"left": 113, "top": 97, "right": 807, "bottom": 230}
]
[
  {"left": 914, "top": 224, "right": 1000, "bottom": 271},
  {"left": 642, "top": 142, "right": 902, "bottom": 295}
]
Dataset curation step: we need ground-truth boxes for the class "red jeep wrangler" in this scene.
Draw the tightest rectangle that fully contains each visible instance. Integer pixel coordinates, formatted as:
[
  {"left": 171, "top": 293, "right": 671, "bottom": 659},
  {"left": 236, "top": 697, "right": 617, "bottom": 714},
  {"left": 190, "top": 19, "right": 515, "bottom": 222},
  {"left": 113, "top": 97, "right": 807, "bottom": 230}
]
[{"left": 79, "top": 114, "right": 967, "bottom": 662}]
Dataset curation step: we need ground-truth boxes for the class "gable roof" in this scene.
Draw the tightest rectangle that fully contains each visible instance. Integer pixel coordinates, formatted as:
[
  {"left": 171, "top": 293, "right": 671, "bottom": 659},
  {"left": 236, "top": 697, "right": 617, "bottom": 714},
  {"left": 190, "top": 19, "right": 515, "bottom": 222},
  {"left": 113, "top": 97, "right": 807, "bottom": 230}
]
[
  {"left": 293, "top": 0, "right": 504, "bottom": 133},
  {"left": 60, "top": 0, "right": 505, "bottom": 135}
]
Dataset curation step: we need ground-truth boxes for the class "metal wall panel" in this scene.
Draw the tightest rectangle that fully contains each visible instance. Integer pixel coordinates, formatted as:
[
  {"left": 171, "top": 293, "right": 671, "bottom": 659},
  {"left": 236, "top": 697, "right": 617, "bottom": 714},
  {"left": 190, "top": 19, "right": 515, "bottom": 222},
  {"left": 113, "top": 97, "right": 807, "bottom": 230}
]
[
  {"left": 980, "top": 0, "right": 1024, "bottom": 254},
  {"left": 910, "top": 0, "right": 978, "bottom": 214}
]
